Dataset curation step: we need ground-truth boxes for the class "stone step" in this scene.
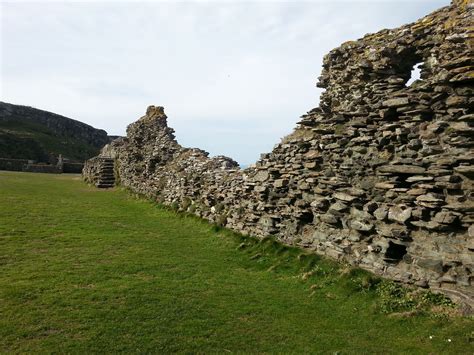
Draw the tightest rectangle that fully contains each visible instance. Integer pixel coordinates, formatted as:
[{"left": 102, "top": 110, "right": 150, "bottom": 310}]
[
  {"left": 98, "top": 170, "right": 114, "bottom": 174},
  {"left": 92, "top": 158, "right": 116, "bottom": 188},
  {"left": 98, "top": 178, "right": 115, "bottom": 183},
  {"left": 98, "top": 170, "right": 114, "bottom": 175},
  {"left": 96, "top": 184, "right": 114, "bottom": 188},
  {"left": 98, "top": 174, "right": 115, "bottom": 180}
]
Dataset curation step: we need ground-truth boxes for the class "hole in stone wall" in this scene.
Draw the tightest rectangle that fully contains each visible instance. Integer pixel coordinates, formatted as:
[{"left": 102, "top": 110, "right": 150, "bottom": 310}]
[
  {"left": 300, "top": 211, "right": 314, "bottom": 224},
  {"left": 384, "top": 241, "right": 407, "bottom": 262},
  {"left": 405, "top": 62, "right": 423, "bottom": 86}
]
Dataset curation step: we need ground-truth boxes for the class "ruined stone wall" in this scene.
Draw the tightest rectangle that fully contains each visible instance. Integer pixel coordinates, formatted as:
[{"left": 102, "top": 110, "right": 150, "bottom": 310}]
[
  {"left": 84, "top": 0, "right": 473, "bottom": 306},
  {"left": 22, "top": 164, "right": 62, "bottom": 174},
  {"left": 62, "top": 162, "right": 84, "bottom": 174},
  {"left": 0, "top": 158, "right": 81, "bottom": 174}
]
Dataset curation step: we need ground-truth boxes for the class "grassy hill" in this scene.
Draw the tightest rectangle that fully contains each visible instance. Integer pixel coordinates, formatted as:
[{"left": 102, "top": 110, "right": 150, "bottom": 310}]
[
  {"left": 0, "top": 171, "right": 472, "bottom": 353},
  {"left": 0, "top": 102, "right": 109, "bottom": 162}
]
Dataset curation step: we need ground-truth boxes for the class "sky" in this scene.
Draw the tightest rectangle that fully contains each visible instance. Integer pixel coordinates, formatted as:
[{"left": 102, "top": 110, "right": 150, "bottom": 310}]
[{"left": 1, "top": 0, "right": 448, "bottom": 166}]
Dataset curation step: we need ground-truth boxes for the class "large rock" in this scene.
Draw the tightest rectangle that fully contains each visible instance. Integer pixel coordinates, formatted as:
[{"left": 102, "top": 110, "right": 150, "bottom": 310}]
[
  {"left": 382, "top": 97, "right": 410, "bottom": 108},
  {"left": 388, "top": 205, "right": 412, "bottom": 224},
  {"left": 349, "top": 219, "right": 374, "bottom": 232}
]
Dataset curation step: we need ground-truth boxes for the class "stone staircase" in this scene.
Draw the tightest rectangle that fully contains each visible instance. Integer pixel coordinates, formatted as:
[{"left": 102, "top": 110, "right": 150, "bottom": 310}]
[
  {"left": 95, "top": 157, "right": 115, "bottom": 188},
  {"left": 82, "top": 157, "right": 116, "bottom": 188}
]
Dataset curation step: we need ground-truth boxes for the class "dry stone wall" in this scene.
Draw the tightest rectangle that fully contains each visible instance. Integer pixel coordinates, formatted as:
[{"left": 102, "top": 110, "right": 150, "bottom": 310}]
[
  {"left": 0, "top": 157, "right": 83, "bottom": 174},
  {"left": 84, "top": 0, "right": 473, "bottom": 306}
]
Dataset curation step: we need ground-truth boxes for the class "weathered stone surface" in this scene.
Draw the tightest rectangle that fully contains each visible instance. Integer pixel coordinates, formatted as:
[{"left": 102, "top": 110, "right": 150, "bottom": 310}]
[
  {"left": 349, "top": 219, "right": 374, "bottom": 232},
  {"left": 375, "top": 182, "right": 396, "bottom": 189},
  {"left": 469, "top": 225, "right": 474, "bottom": 238},
  {"left": 378, "top": 165, "right": 426, "bottom": 175},
  {"left": 406, "top": 176, "right": 433, "bottom": 183},
  {"left": 84, "top": 1, "right": 474, "bottom": 308},
  {"left": 334, "top": 192, "right": 358, "bottom": 202},
  {"left": 320, "top": 214, "right": 339, "bottom": 225},
  {"left": 254, "top": 170, "right": 270, "bottom": 182},
  {"left": 374, "top": 206, "right": 388, "bottom": 221},
  {"left": 274, "top": 179, "right": 289, "bottom": 188},
  {"left": 417, "top": 258, "right": 443, "bottom": 274},
  {"left": 454, "top": 165, "right": 474, "bottom": 179},
  {"left": 388, "top": 205, "right": 413, "bottom": 224},
  {"left": 416, "top": 194, "right": 445, "bottom": 208},
  {"left": 377, "top": 224, "right": 410, "bottom": 240},
  {"left": 310, "top": 197, "right": 329, "bottom": 211},
  {"left": 383, "top": 97, "right": 410, "bottom": 108},
  {"left": 433, "top": 211, "right": 459, "bottom": 225},
  {"left": 329, "top": 201, "right": 349, "bottom": 214}
]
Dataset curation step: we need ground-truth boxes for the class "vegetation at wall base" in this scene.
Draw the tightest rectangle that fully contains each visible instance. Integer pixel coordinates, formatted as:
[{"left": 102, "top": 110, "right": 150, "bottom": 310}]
[{"left": 0, "top": 171, "right": 472, "bottom": 353}]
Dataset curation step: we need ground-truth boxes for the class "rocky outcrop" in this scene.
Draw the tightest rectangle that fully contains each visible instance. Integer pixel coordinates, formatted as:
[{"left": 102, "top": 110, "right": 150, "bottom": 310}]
[
  {"left": 0, "top": 101, "right": 109, "bottom": 161},
  {"left": 84, "top": 0, "right": 473, "bottom": 306}
]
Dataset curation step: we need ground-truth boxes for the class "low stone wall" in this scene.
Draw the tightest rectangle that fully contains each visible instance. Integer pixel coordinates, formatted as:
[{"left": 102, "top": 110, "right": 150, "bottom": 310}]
[
  {"left": 83, "top": 157, "right": 104, "bottom": 185},
  {"left": 0, "top": 158, "right": 30, "bottom": 172},
  {"left": 0, "top": 158, "right": 83, "bottom": 174},
  {"left": 22, "top": 164, "right": 62, "bottom": 174},
  {"left": 84, "top": 0, "right": 473, "bottom": 307},
  {"left": 63, "top": 162, "right": 84, "bottom": 174}
]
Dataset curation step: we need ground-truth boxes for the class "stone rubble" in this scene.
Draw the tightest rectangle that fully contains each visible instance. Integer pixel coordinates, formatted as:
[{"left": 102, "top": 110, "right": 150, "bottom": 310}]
[{"left": 84, "top": 0, "right": 473, "bottom": 307}]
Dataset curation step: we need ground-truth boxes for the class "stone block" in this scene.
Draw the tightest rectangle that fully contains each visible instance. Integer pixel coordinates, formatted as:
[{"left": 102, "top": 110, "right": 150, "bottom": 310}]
[
  {"left": 383, "top": 97, "right": 410, "bottom": 108},
  {"left": 417, "top": 258, "right": 443, "bottom": 274},
  {"left": 388, "top": 205, "right": 412, "bottom": 224},
  {"left": 349, "top": 219, "right": 374, "bottom": 232},
  {"left": 378, "top": 165, "right": 426, "bottom": 175}
]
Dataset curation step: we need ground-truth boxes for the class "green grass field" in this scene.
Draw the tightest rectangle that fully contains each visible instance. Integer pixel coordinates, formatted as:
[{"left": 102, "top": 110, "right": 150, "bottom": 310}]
[{"left": 0, "top": 171, "right": 472, "bottom": 353}]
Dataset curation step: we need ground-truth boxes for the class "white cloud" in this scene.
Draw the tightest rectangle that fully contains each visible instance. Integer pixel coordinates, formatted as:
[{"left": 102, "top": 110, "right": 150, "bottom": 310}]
[{"left": 1, "top": 0, "right": 449, "bottom": 165}]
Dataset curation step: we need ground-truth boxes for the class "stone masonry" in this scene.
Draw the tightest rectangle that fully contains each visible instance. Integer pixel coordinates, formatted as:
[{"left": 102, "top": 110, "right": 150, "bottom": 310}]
[
  {"left": 83, "top": 157, "right": 116, "bottom": 188},
  {"left": 84, "top": 1, "right": 473, "bottom": 306}
]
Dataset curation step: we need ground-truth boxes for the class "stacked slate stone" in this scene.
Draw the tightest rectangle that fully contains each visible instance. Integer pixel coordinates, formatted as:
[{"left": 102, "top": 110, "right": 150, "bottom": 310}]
[{"left": 83, "top": 0, "right": 473, "bottom": 307}]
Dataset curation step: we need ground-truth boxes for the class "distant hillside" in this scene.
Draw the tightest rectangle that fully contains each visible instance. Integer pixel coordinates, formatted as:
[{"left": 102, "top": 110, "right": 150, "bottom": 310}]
[{"left": 0, "top": 102, "right": 109, "bottom": 162}]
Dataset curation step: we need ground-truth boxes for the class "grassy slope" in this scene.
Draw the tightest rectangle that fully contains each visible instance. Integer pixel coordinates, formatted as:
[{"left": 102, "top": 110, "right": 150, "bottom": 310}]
[
  {"left": 0, "top": 171, "right": 472, "bottom": 353},
  {"left": 0, "top": 120, "right": 99, "bottom": 161}
]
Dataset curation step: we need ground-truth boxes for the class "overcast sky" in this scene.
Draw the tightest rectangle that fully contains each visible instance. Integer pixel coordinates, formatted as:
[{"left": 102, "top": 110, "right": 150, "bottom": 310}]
[{"left": 1, "top": 0, "right": 448, "bottom": 165}]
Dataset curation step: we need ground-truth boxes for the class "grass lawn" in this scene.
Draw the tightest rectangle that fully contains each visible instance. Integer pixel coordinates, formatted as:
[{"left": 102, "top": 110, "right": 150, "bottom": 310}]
[{"left": 0, "top": 171, "right": 472, "bottom": 353}]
